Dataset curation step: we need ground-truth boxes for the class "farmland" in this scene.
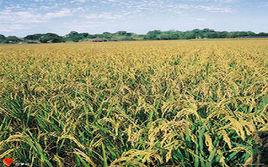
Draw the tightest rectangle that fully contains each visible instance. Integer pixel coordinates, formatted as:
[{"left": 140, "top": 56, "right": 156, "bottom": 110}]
[{"left": 0, "top": 39, "right": 267, "bottom": 166}]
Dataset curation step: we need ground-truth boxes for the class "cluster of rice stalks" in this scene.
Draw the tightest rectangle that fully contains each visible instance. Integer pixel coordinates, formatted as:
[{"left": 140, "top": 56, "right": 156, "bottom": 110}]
[{"left": 0, "top": 40, "right": 267, "bottom": 166}]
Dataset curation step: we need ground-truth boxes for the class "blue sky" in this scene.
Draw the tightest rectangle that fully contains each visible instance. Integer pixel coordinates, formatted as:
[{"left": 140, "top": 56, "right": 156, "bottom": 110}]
[{"left": 0, "top": 0, "right": 267, "bottom": 36}]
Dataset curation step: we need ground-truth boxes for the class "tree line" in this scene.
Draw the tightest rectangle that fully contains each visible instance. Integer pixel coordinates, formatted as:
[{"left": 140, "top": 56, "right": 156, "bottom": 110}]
[{"left": 1, "top": 29, "right": 268, "bottom": 44}]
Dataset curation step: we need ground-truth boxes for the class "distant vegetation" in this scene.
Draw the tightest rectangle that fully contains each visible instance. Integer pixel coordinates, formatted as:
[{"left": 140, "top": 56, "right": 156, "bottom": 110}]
[{"left": 0, "top": 29, "right": 268, "bottom": 44}]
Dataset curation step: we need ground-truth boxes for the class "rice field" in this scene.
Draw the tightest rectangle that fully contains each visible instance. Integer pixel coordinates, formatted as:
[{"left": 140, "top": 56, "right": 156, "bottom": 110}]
[{"left": 0, "top": 39, "right": 268, "bottom": 166}]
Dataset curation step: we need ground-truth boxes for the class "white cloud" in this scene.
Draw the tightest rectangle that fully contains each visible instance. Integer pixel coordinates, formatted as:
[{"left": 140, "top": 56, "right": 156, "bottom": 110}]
[
  {"left": 45, "top": 9, "right": 72, "bottom": 18},
  {"left": 0, "top": 0, "right": 245, "bottom": 36},
  {"left": 71, "top": 0, "right": 87, "bottom": 3},
  {"left": 197, "top": 5, "right": 233, "bottom": 13},
  {"left": 85, "top": 12, "right": 123, "bottom": 20},
  {"left": 0, "top": 8, "right": 74, "bottom": 34},
  {"left": 0, "top": 8, "right": 73, "bottom": 24}
]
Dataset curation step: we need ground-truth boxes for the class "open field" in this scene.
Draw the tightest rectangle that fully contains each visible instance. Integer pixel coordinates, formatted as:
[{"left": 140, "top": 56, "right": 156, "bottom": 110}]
[{"left": 0, "top": 40, "right": 268, "bottom": 166}]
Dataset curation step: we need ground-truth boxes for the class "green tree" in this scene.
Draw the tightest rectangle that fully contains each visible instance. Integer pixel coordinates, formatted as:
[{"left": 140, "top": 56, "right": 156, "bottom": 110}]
[
  {"left": 4, "top": 36, "right": 22, "bottom": 44},
  {"left": 0, "top": 34, "right": 6, "bottom": 43},
  {"left": 144, "top": 30, "right": 162, "bottom": 40},
  {"left": 257, "top": 32, "right": 268, "bottom": 37},
  {"left": 65, "top": 31, "right": 81, "bottom": 42},
  {"left": 40, "top": 33, "right": 64, "bottom": 43},
  {"left": 24, "top": 34, "right": 43, "bottom": 41}
]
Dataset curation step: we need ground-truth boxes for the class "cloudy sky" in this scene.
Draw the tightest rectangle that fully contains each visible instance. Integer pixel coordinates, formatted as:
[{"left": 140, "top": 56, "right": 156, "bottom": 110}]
[{"left": 0, "top": 0, "right": 267, "bottom": 36}]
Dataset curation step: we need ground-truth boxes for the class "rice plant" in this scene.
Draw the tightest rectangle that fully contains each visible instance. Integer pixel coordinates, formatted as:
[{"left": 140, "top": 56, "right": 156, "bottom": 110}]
[{"left": 0, "top": 40, "right": 267, "bottom": 166}]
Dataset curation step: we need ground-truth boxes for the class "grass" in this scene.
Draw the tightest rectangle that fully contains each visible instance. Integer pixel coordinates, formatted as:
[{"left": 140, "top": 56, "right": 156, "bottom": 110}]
[{"left": 0, "top": 39, "right": 267, "bottom": 166}]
